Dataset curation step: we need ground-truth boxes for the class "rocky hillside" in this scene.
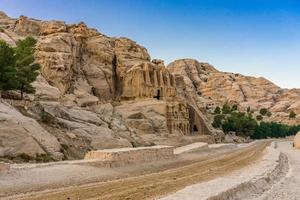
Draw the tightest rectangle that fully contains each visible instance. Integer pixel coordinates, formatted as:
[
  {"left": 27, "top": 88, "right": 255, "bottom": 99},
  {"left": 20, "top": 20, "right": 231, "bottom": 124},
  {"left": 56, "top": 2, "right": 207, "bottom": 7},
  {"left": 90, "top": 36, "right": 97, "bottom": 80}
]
[
  {"left": 168, "top": 59, "right": 300, "bottom": 125},
  {"left": 0, "top": 11, "right": 299, "bottom": 162}
]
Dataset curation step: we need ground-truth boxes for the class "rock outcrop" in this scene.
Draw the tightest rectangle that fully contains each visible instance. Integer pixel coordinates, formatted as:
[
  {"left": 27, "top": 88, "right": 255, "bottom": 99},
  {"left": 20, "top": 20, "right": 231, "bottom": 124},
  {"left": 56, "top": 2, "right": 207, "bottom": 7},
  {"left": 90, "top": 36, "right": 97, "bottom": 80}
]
[
  {"left": 0, "top": 11, "right": 299, "bottom": 162},
  {"left": 168, "top": 59, "right": 300, "bottom": 125},
  {"left": 0, "top": 100, "right": 62, "bottom": 159},
  {"left": 294, "top": 131, "right": 300, "bottom": 149}
]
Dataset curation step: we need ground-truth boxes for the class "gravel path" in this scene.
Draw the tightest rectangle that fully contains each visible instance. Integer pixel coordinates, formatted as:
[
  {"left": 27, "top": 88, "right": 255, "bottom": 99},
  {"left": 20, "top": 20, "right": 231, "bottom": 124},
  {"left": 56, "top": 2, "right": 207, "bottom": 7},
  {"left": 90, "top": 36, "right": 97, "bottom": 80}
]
[
  {"left": 7, "top": 141, "right": 269, "bottom": 200},
  {"left": 256, "top": 140, "right": 300, "bottom": 200}
]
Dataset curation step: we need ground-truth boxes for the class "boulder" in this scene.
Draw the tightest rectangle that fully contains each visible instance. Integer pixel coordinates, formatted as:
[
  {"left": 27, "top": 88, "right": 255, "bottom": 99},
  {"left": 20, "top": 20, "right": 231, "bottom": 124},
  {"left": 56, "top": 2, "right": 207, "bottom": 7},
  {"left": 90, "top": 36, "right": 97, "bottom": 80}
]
[
  {"left": 0, "top": 100, "right": 62, "bottom": 159},
  {"left": 31, "top": 75, "right": 61, "bottom": 101},
  {"left": 294, "top": 131, "right": 300, "bottom": 149}
]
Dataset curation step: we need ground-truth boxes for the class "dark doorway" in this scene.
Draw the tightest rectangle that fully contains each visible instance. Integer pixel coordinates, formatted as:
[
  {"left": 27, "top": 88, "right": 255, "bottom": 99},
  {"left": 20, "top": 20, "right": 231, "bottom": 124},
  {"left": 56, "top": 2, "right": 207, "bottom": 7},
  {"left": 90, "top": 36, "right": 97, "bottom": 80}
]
[
  {"left": 193, "top": 125, "right": 198, "bottom": 132},
  {"left": 153, "top": 89, "right": 161, "bottom": 100}
]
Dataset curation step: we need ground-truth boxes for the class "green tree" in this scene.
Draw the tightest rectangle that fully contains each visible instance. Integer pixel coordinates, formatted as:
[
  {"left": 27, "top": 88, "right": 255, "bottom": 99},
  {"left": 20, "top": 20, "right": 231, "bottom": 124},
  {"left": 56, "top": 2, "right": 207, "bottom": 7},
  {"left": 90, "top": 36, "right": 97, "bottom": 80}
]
[
  {"left": 222, "top": 103, "right": 231, "bottom": 114},
  {"left": 266, "top": 111, "right": 272, "bottom": 117},
  {"left": 289, "top": 111, "right": 297, "bottom": 119},
  {"left": 212, "top": 114, "right": 225, "bottom": 128},
  {"left": 0, "top": 40, "right": 17, "bottom": 92},
  {"left": 259, "top": 108, "right": 268, "bottom": 116},
  {"left": 14, "top": 36, "right": 40, "bottom": 99},
  {"left": 213, "top": 106, "right": 221, "bottom": 114},
  {"left": 222, "top": 112, "right": 257, "bottom": 137}
]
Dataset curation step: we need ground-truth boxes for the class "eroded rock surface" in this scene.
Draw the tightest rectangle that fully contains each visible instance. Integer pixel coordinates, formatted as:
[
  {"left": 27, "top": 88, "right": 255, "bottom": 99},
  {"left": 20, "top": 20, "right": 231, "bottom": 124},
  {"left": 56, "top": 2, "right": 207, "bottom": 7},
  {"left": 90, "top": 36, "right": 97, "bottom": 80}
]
[
  {"left": 0, "top": 100, "right": 62, "bottom": 160},
  {"left": 168, "top": 59, "right": 300, "bottom": 125},
  {"left": 0, "top": 11, "right": 299, "bottom": 162}
]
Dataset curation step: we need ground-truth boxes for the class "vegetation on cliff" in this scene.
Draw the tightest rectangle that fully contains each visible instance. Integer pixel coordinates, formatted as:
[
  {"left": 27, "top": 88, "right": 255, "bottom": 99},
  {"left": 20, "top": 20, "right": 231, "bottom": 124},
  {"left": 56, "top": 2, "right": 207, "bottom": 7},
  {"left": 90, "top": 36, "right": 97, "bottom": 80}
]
[
  {"left": 0, "top": 37, "right": 40, "bottom": 99},
  {"left": 213, "top": 104, "right": 300, "bottom": 139}
]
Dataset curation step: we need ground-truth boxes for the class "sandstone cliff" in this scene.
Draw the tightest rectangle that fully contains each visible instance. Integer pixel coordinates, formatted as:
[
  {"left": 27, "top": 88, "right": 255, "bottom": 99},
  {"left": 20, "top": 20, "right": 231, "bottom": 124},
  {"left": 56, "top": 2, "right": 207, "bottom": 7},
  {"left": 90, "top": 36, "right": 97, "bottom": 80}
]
[
  {"left": 168, "top": 59, "right": 300, "bottom": 125},
  {"left": 0, "top": 11, "right": 298, "bottom": 162},
  {"left": 0, "top": 12, "right": 214, "bottom": 162}
]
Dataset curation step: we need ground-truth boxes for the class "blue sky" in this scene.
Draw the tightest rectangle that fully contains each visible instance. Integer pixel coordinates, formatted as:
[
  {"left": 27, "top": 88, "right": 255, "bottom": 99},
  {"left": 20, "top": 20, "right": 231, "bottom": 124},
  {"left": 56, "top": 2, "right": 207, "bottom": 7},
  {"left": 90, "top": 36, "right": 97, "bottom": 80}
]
[{"left": 1, "top": 0, "right": 300, "bottom": 88}]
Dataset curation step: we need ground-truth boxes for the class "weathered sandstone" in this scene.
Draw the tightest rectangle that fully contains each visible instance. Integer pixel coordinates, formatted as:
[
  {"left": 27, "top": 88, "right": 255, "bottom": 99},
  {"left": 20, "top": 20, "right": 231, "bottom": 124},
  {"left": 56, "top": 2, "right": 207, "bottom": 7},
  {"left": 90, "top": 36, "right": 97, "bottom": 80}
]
[
  {"left": 84, "top": 146, "right": 174, "bottom": 166},
  {"left": 168, "top": 59, "right": 300, "bottom": 125},
  {"left": 0, "top": 100, "right": 62, "bottom": 159},
  {"left": 0, "top": 11, "right": 299, "bottom": 162},
  {"left": 294, "top": 131, "right": 300, "bottom": 149}
]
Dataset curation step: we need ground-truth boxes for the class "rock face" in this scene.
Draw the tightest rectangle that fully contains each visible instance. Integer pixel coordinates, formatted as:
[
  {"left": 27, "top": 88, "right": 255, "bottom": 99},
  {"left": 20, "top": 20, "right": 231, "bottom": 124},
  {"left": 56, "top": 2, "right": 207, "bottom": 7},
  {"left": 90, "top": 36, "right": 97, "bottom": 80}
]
[
  {"left": 0, "top": 11, "right": 299, "bottom": 162},
  {"left": 0, "top": 12, "right": 217, "bottom": 162},
  {"left": 121, "top": 59, "right": 176, "bottom": 100},
  {"left": 0, "top": 100, "right": 62, "bottom": 159},
  {"left": 168, "top": 59, "right": 300, "bottom": 125},
  {"left": 294, "top": 131, "right": 300, "bottom": 149}
]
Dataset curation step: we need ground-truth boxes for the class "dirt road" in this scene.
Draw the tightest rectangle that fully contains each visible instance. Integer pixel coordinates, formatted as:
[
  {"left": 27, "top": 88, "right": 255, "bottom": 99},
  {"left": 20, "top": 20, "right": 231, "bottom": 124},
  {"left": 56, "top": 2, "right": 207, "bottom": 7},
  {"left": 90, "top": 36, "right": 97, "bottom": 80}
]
[
  {"left": 257, "top": 140, "right": 300, "bottom": 200},
  {"left": 10, "top": 141, "right": 270, "bottom": 200}
]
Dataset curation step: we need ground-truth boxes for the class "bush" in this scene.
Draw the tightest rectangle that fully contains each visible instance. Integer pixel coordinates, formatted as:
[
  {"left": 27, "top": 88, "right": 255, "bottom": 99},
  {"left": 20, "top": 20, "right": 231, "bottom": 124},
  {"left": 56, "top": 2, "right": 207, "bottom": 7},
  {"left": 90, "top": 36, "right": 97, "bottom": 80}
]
[
  {"left": 259, "top": 108, "right": 268, "bottom": 116},
  {"left": 231, "top": 104, "right": 238, "bottom": 112},
  {"left": 222, "top": 112, "right": 257, "bottom": 137},
  {"left": 212, "top": 106, "right": 300, "bottom": 139},
  {"left": 35, "top": 154, "right": 53, "bottom": 163},
  {"left": 247, "top": 106, "right": 251, "bottom": 113},
  {"left": 267, "top": 111, "right": 272, "bottom": 117},
  {"left": 289, "top": 111, "right": 297, "bottom": 119},
  {"left": 256, "top": 115, "right": 263, "bottom": 121},
  {"left": 213, "top": 106, "right": 221, "bottom": 114},
  {"left": 212, "top": 114, "right": 225, "bottom": 128},
  {"left": 251, "top": 122, "right": 300, "bottom": 139},
  {"left": 40, "top": 111, "right": 55, "bottom": 124},
  {"left": 222, "top": 103, "right": 231, "bottom": 114}
]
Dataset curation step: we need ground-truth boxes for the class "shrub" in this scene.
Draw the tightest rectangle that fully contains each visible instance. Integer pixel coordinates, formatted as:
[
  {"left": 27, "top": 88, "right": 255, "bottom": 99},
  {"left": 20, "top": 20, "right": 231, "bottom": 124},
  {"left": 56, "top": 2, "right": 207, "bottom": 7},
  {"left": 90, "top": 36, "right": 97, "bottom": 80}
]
[
  {"left": 247, "top": 106, "right": 251, "bottom": 113},
  {"left": 289, "top": 111, "right": 297, "bottom": 119},
  {"left": 259, "top": 108, "right": 268, "bottom": 116},
  {"left": 35, "top": 154, "right": 53, "bottom": 163},
  {"left": 222, "top": 112, "right": 257, "bottom": 137},
  {"left": 256, "top": 115, "right": 263, "bottom": 121},
  {"left": 40, "top": 111, "right": 55, "bottom": 124},
  {"left": 212, "top": 114, "right": 225, "bottom": 128},
  {"left": 213, "top": 106, "right": 221, "bottom": 114},
  {"left": 231, "top": 104, "right": 238, "bottom": 112},
  {"left": 222, "top": 103, "right": 231, "bottom": 114}
]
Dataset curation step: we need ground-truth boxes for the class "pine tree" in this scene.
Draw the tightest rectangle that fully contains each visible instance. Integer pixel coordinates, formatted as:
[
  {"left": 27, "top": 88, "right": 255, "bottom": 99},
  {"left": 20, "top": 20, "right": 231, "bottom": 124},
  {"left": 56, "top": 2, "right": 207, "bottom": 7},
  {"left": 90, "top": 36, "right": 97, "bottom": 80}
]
[
  {"left": 0, "top": 40, "right": 17, "bottom": 92},
  {"left": 14, "top": 36, "right": 40, "bottom": 99}
]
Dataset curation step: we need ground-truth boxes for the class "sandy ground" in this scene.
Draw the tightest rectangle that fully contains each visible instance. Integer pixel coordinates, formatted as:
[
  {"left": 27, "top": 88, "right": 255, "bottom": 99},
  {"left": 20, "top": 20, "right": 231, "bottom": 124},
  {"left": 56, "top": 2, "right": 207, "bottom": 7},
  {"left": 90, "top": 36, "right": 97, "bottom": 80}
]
[
  {"left": 256, "top": 140, "right": 300, "bottom": 200},
  {"left": 161, "top": 141, "right": 286, "bottom": 200},
  {"left": 1, "top": 140, "right": 269, "bottom": 200},
  {"left": 0, "top": 144, "right": 239, "bottom": 198}
]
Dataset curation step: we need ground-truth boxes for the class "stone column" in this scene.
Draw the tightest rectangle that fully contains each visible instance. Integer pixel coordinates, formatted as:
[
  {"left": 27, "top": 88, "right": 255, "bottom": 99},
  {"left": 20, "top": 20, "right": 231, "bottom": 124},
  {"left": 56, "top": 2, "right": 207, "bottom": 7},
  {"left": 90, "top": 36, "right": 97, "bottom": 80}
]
[
  {"left": 145, "top": 70, "right": 151, "bottom": 85},
  {"left": 159, "top": 71, "right": 164, "bottom": 86},
  {"left": 153, "top": 70, "right": 158, "bottom": 86}
]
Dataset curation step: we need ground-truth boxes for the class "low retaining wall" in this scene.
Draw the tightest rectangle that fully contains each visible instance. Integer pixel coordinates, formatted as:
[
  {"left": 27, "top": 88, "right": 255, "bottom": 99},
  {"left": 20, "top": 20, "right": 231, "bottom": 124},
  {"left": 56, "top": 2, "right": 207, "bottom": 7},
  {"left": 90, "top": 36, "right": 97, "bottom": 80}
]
[
  {"left": 85, "top": 146, "right": 174, "bottom": 166},
  {"left": 174, "top": 142, "right": 208, "bottom": 154},
  {"left": 0, "top": 162, "right": 10, "bottom": 173}
]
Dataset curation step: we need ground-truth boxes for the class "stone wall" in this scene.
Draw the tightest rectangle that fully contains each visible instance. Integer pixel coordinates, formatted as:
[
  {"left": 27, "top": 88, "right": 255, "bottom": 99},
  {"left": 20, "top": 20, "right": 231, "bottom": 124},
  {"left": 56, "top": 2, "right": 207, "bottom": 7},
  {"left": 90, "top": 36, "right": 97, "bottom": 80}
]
[{"left": 84, "top": 146, "right": 174, "bottom": 166}]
